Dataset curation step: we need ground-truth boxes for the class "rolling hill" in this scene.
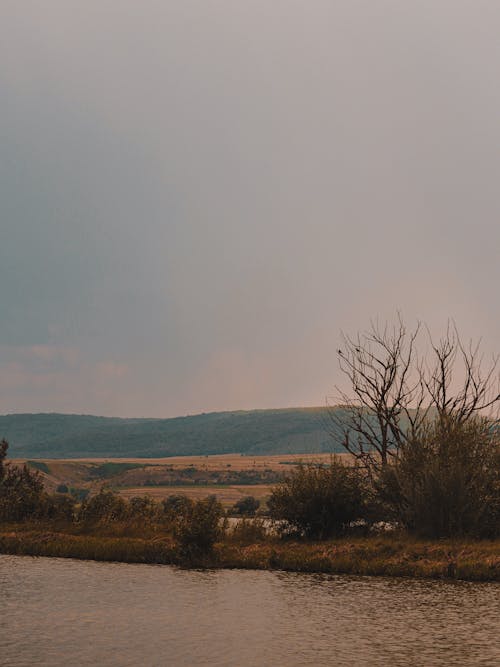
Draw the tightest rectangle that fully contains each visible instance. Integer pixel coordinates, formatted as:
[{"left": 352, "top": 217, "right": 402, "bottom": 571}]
[{"left": 0, "top": 408, "right": 345, "bottom": 459}]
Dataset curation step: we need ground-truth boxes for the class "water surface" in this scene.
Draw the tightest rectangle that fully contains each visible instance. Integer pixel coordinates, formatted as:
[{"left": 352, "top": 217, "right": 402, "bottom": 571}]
[{"left": 1, "top": 555, "right": 499, "bottom": 666}]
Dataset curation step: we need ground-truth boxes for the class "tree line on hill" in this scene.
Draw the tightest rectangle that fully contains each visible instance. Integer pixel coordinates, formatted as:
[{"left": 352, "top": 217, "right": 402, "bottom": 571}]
[{"left": 0, "top": 408, "right": 335, "bottom": 459}]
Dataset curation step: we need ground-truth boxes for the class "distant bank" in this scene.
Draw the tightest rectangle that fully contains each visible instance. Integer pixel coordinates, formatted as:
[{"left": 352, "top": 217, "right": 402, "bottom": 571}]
[{"left": 0, "top": 407, "right": 344, "bottom": 459}]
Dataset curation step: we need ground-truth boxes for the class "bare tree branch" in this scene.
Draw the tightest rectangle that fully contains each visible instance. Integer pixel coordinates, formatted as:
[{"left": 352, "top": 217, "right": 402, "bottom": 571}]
[{"left": 328, "top": 316, "right": 500, "bottom": 476}]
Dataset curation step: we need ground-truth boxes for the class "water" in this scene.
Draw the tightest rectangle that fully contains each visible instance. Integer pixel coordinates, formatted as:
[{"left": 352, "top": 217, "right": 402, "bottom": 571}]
[{"left": 0, "top": 555, "right": 499, "bottom": 666}]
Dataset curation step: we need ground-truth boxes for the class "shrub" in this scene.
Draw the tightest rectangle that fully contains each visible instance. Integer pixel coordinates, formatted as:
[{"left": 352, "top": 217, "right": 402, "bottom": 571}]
[
  {"left": 44, "top": 494, "right": 76, "bottom": 522},
  {"left": 56, "top": 484, "right": 69, "bottom": 494},
  {"left": 70, "top": 487, "right": 90, "bottom": 502},
  {"left": 268, "top": 458, "right": 370, "bottom": 540},
  {"left": 174, "top": 496, "right": 224, "bottom": 557},
  {"left": 162, "top": 494, "right": 192, "bottom": 520},
  {"left": 378, "top": 416, "right": 500, "bottom": 538},
  {"left": 78, "top": 489, "right": 128, "bottom": 523},
  {"left": 232, "top": 496, "right": 260, "bottom": 516},
  {"left": 0, "top": 439, "right": 7, "bottom": 476},
  {"left": 0, "top": 443, "right": 47, "bottom": 522},
  {"left": 127, "top": 496, "right": 162, "bottom": 522}
]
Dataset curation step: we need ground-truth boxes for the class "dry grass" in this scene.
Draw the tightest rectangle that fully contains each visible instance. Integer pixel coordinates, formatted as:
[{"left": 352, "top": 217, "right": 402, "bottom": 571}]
[
  {"left": 1, "top": 525, "right": 498, "bottom": 581},
  {"left": 10, "top": 453, "right": 344, "bottom": 499},
  {"left": 14, "top": 452, "right": 338, "bottom": 471}
]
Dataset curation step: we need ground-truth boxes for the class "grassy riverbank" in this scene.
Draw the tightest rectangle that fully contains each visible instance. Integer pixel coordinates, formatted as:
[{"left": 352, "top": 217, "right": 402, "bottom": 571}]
[{"left": 1, "top": 525, "right": 499, "bottom": 582}]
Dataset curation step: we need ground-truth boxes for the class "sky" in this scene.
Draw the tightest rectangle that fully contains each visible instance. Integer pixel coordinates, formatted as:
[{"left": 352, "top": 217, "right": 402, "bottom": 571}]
[{"left": 1, "top": 1, "right": 499, "bottom": 417}]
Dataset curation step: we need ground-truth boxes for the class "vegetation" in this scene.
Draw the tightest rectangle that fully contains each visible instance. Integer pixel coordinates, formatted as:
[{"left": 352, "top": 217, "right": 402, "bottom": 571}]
[
  {"left": 173, "top": 496, "right": 224, "bottom": 560},
  {"left": 325, "top": 318, "right": 500, "bottom": 540},
  {"left": 1, "top": 439, "right": 45, "bottom": 521},
  {"left": 232, "top": 496, "right": 260, "bottom": 516},
  {"left": 0, "top": 528, "right": 498, "bottom": 581},
  {"left": 90, "top": 462, "right": 145, "bottom": 479},
  {"left": 268, "top": 459, "right": 372, "bottom": 539},
  {"left": 27, "top": 460, "right": 50, "bottom": 474},
  {"left": 378, "top": 416, "right": 500, "bottom": 539},
  {"left": 330, "top": 317, "right": 500, "bottom": 474}
]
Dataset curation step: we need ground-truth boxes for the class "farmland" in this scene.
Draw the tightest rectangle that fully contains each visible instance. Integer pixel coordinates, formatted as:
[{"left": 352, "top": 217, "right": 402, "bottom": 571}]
[{"left": 13, "top": 453, "right": 338, "bottom": 508}]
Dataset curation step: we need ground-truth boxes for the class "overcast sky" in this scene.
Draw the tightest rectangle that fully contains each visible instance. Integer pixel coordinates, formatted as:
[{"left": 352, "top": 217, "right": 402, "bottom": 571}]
[{"left": 1, "top": 1, "right": 499, "bottom": 417}]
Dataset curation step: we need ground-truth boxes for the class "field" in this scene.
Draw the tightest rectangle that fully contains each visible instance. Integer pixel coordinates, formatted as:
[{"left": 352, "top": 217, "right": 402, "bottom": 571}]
[
  {"left": 12, "top": 453, "right": 340, "bottom": 507},
  {"left": 118, "top": 484, "right": 273, "bottom": 507},
  {"left": 50, "top": 452, "right": 338, "bottom": 471}
]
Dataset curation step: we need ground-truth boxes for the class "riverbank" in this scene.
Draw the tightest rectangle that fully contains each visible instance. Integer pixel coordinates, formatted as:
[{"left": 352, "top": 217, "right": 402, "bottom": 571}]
[{"left": 1, "top": 527, "right": 499, "bottom": 582}]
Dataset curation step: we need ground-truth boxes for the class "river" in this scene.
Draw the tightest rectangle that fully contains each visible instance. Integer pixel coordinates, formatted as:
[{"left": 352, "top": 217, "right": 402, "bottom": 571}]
[{"left": 0, "top": 555, "right": 499, "bottom": 666}]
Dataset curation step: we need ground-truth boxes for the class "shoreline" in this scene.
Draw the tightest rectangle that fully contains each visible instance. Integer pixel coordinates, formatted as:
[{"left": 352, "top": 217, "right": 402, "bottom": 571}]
[{"left": 1, "top": 529, "right": 499, "bottom": 582}]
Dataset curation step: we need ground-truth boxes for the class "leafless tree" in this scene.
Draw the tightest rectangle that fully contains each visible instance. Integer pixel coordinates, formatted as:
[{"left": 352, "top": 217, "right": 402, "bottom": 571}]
[
  {"left": 423, "top": 322, "right": 500, "bottom": 427},
  {"left": 328, "top": 316, "right": 500, "bottom": 474}
]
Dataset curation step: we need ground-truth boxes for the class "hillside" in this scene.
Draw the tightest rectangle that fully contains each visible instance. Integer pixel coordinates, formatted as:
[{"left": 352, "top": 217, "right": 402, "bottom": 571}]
[{"left": 0, "top": 408, "right": 344, "bottom": 459}]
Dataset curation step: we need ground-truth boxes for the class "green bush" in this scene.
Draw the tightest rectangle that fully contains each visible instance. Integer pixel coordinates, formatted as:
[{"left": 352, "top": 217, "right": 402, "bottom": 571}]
[
  {"left": 268, "top": 458, "right": 370, "bottom": 540},
  {"left": 378, "top": 416, "right": 500, "bottom": 539}
]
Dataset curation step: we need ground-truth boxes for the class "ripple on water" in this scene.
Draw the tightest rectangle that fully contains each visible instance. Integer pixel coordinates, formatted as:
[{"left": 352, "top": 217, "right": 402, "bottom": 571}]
[{"left": 0, "top": 555, "right": 499, "bottom": 667}]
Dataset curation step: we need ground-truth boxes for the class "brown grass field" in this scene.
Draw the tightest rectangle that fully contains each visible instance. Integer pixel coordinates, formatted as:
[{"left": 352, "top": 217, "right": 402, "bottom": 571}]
[
  {"left": 118, "top": 484, "right": 273, "bottom": 507},
  {"left": 11, "top": 453, "right": 343, "bottom": 501},
  {"left": 23, "top": 452, "right": 339, "bottom": 471}
]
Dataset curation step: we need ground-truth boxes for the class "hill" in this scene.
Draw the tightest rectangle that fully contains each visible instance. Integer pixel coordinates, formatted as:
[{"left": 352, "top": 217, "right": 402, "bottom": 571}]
[{"left": 0, "top": 408, "right": 344, "bottom": 459}]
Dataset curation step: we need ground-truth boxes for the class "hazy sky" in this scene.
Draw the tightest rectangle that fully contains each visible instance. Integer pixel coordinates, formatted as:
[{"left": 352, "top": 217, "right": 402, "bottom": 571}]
[{"left": 1, "top": 1, "right": 499, "bottom": 417}]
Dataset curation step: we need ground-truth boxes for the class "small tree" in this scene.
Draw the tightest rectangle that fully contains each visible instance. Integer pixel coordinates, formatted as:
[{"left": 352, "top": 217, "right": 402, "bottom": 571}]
[
  {"left": 0, "top": 440, "right": 47, "bottom": 522},
  {"left": 78, "top": 488, "right": 128, "bottom": 523},
  {"left": 268, "top": 459, "right": 370, "bottom": 540},
  {"left": 127, "top": 496, "right": 162, "bottom": 522},
  {"left": 162, "top": 494, "right": 193, "bottom": 520},
  {"left": 174, "top": 496, "right": 224, "bottom": 558},
  {"left": 0, "top": 439, "right": 8, "bottom": 480},
  {"left": 44, "top": 494, "right": 76, "bottom": 522}
]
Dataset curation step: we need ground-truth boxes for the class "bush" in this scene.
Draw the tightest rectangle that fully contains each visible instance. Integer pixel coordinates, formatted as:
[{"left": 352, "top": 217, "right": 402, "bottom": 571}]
[
  {"left": 232, "top": 496, "right": 260, "bottom": 516},
  {"left": 174, "top": 496, "right": 224, "bottom": 558},
  {"left": 162, "top": 494, "right": 192, "bottom": 520},
  {"left": 44, "top": 494, "right": 76, "bottom": 522},
  {"left": 378, "top": 416, "right": 500, "bottom": 539},
  {"left": 70, "top": 487, "right": 90, "bottom": 502},
  {"left": 127, "top": 496, "right": 162, "bottom": 522},
  {"left": 268, "top": 458, "right": 370, "bottom": 540},
  {"left": 78, "top": 489, "right": 128, "bottom": 523},
  {"left": 0, "top": 442, "right": 47, "bottom": 522}
]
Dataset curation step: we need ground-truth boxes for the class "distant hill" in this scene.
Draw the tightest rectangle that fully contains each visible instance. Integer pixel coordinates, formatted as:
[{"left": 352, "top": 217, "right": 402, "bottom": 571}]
[{"left": 0, "top": 408, "right": 345, "bottom": 459}]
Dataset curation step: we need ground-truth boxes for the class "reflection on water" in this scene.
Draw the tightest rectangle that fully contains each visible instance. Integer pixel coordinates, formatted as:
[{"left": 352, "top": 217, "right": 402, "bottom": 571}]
[{"left": 0, "top": 555, "right": 499, "bottom": 666}]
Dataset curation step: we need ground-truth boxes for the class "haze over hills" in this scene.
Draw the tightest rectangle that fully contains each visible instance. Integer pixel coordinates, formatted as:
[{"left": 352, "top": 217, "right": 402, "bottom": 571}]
[{"left": 0, "top": 408, "right": 345, "bottom": 459}]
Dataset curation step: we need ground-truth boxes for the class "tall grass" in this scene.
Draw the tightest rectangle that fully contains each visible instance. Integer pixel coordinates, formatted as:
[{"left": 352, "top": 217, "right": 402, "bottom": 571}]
[{"left": 1, "top": 523, "right": 498, "bottom": 581}]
